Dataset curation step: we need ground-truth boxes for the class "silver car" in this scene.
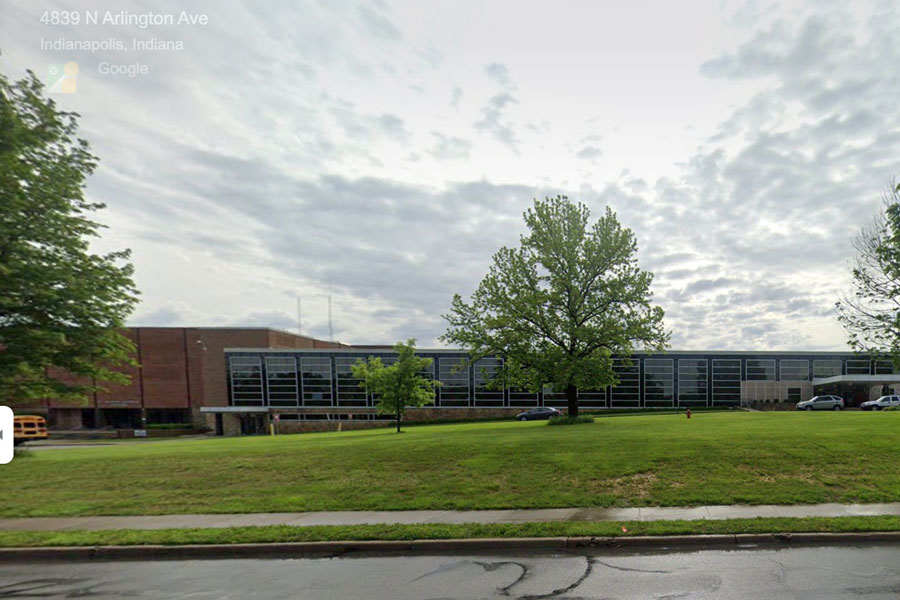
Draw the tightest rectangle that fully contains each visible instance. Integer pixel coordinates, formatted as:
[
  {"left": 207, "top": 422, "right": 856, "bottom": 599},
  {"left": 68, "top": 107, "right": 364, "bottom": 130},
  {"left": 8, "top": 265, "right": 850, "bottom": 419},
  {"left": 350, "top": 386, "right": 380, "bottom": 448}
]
[
  {"left": 860, "top": 395, "right": 900, "bottom": 411},
  {"left": 796, "top": 395, "right": 844, "bottom": 411}
]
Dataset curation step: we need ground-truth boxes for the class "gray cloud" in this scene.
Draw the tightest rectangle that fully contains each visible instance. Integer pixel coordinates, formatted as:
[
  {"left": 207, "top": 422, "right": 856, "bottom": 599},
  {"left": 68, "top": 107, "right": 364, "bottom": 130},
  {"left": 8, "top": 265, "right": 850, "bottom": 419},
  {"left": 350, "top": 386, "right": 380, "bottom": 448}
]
[
  {"left": 576, "top": 146, "right": 603, "bottom": 160},
  {"left": 485, "top": 62, "right": 513, "bottom": 88},
  {"left": 355, "top": 5, "right": 402, "bottom": 42},
  {"left": 5, "top": 1, "right": 896, "bottom": 352},
  {"left": 474, "top": 92, "right": 520, "bottom": 150},
  {"left": 429, "top": 133, "right": 472, "bottom": 160}
]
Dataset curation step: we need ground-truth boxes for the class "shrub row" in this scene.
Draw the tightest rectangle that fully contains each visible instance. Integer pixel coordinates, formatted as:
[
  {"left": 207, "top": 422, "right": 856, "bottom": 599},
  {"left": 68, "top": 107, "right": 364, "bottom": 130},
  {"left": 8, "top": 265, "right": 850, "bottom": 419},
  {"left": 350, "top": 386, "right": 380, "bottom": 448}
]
[{"left": 548, "top": 415, "right": 596, "bottom": 426}]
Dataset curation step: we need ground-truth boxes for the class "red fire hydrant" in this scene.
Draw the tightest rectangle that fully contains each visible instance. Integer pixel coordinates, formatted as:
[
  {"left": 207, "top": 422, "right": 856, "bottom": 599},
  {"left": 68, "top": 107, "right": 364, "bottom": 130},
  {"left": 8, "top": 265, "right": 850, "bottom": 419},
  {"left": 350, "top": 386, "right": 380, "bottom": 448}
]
[{"left": 686, "top": 408, "right": 692, "bottom": 419}]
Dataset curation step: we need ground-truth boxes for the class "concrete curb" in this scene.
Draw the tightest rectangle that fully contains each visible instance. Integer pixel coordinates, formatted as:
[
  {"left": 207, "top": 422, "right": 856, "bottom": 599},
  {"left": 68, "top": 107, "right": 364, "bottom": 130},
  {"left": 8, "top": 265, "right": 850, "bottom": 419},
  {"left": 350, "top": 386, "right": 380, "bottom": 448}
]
[{"left": 2, "top": 532, "right": 900, "bottom": 562}]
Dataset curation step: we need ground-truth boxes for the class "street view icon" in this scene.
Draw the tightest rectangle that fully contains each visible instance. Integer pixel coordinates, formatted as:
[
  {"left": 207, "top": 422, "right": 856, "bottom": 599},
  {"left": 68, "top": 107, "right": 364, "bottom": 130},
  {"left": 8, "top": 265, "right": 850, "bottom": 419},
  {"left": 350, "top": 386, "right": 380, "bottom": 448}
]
[
  {"left": 0, "top": 406, "right": 12, "bottom": 464},
  {"left": 47, "top": 61, "right": 78, "bottom": 93}
]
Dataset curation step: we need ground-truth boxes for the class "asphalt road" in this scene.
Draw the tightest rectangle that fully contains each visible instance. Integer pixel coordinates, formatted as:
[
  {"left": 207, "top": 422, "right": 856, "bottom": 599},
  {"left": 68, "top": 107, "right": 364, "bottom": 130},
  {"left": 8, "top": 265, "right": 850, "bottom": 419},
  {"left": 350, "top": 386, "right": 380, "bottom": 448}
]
[{"left": 1, "top": 544, "right": 898, "bottom": 599}]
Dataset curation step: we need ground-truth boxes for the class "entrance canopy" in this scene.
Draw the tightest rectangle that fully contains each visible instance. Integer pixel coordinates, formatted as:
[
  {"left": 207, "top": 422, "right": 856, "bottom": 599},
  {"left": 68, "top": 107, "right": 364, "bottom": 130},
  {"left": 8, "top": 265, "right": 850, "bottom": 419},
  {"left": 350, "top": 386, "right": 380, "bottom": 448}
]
[
  {"left": 200, "top": 407, "right": 269, "bottom": 414},
  {"left": 813, "top": 374, "right": 900, "bottom": 386}
]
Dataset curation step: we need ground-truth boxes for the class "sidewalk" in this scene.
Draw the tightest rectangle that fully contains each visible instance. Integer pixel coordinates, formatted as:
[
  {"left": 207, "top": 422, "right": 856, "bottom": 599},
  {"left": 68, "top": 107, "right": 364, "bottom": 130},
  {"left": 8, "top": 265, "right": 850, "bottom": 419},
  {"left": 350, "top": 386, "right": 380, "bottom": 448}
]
[{"left": 2, "top": 503, "right": 899, "bottom": 532}]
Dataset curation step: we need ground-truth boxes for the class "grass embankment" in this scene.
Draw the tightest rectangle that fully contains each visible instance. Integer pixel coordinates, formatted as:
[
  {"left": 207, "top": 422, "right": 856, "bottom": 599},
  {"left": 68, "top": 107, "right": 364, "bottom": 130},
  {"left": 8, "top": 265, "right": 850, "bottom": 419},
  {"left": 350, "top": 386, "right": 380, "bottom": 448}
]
[
  {"left": 1, "top": 517, "right": 898, "bottom": 547},
  {"left": 3, "top": 412, "right": 899, "bottom": 517}
]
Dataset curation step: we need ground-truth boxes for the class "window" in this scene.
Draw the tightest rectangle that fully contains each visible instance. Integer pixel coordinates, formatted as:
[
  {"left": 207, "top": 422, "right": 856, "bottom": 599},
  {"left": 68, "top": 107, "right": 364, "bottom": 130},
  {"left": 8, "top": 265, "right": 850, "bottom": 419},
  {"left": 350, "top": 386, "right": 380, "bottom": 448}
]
[
  {"left": 746, "top": 359, "right": 775, "bottom": 381},
  {"left": 644, "top": 358, "right": 674, "bottom": 407},
  {"left": 335, "top": 357, "right": 367, "bottom": 407},
  {"left": 578, "top": 387, "right": 607, "bottom": 409},
  {"left": 300, "top": 357, "right": 333, "bottom": 406},
  {"left": 508, "top": 387, "right": 538, "bottom": 407},
  {"left": 266, "top": 357, "right": 298, "bottom": 407},
  {"left": 712, "top": 359, "right": 741, "bottom": 405},
  {"left": 474, "top": 358, "right": 504, "bottom": 407},
  {"left": 875, "top": 360, "right": 896, "bottom": 375},
  {"left": 542, "top": 384, "right": 568, "bottom": 407},
  {"left": 787, "top": 387, "right": 801, "bottom": 403},
  {"left": 780, "top": 359, "right": 809, "bottom": 381},
  {"left": 610, "top": 358, "right": 640, "bottom": 407},
  {"left": 230, "top": 356, "right": 264, "bottom": 405},
  {"left": 846, "top": 359, "right": 870, "bottom": 375},
  {"left": 678, "top": 359, "right": 707, "bottom": 406},
  {"left": 813, "top": 359, "right": 841, "bottom": 378},
  {"left": 438, "top": 357, "right": 469, "bottom": 407}
]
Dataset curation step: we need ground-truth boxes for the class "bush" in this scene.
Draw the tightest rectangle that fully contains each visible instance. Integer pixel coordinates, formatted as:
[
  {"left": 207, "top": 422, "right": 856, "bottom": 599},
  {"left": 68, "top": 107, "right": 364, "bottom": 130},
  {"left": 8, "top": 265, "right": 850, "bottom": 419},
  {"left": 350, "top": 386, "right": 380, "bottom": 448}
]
[
  {"left": 884, "top": 405, "right": 899, "bottom": 412},
  {"left": 548, "top": 415, "right": 595, "bottom": 426},
  {"left": 581, "top": 406, "right": 734, "bottom": 417}
]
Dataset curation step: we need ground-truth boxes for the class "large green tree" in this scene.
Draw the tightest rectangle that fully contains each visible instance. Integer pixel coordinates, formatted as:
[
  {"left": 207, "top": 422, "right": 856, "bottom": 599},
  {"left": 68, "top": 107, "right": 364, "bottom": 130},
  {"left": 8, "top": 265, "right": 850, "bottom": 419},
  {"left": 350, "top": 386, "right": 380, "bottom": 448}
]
[
  {"left": 836, "top": 183, "right": 900, "bottom": 365},
  {"left": 0, "top": 69, "right": 139, "bottom": 405},
  {"left": 352, "top": 339, "right": 440, "bottom": 432},
  {"left": 442, "top": 196, "right": 668, "bottom": 417}
]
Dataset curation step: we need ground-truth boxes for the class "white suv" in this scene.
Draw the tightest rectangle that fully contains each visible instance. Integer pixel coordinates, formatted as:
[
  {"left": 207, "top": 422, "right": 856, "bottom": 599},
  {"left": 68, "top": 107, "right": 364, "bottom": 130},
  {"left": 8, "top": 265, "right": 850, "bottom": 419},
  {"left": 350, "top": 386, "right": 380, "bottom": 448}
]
[
  {"left": 796, "top": 395, "right": 844, "bottom": 411},
  {"left": 860, "top": 395, "right": 900, "bottom": 411}
]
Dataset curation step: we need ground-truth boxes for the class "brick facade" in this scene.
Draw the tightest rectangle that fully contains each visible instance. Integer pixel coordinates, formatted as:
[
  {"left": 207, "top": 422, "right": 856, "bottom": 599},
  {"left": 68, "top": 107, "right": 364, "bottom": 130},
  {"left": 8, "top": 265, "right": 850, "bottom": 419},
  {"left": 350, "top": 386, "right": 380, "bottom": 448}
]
[{"left": 15, "top": 327, "right": 342, "bottom": 430}]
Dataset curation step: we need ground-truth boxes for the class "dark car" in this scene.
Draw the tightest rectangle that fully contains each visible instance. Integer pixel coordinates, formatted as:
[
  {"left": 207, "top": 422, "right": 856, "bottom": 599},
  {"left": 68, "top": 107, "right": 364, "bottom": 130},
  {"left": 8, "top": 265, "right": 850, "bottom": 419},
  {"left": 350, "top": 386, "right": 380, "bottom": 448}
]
[{"left": 516, "top": 407, "right": 562, "bottom": 421}]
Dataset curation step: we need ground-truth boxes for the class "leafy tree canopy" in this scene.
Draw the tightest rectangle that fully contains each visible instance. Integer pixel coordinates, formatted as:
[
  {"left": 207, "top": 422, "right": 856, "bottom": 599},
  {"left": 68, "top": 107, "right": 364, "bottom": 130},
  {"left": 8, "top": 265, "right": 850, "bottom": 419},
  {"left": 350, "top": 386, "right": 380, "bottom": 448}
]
[
  {"left": 836, "top": 183, "right": 900, "bottom": 365},
  {"left": 0, "top": 69, "right": 139, "bottom": 405},
  {"left": 351, "top": 339, "right": 440, "bottom": 432},
  {"left": 441, "top": 196, "right": 668, "bottom": 416}
]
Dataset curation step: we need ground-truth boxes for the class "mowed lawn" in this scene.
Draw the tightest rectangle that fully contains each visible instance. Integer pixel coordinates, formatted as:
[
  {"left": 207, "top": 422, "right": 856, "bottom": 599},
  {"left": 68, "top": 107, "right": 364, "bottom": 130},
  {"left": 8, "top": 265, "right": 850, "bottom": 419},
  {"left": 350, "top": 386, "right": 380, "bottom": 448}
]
[{"left": 3, "top": 412, "right": 900, "bottom": 517}]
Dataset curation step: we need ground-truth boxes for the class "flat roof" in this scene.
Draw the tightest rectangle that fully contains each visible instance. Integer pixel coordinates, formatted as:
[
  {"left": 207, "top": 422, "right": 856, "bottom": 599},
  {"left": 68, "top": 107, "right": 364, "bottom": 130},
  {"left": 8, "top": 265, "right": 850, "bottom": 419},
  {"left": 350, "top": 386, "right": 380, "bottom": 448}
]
[
  {"left": 200, "top": 406, "right": 269, "bottom": 413},
  {"left": 225, "top": 347, "right": 860, "bottom": 355}
]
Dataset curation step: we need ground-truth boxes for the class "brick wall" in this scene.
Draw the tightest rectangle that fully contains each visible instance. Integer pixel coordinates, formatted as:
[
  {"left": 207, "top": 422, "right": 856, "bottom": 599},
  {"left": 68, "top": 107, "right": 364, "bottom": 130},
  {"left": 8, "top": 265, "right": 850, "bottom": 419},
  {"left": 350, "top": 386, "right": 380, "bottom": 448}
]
[{"left": 94, "top": 328, "right": 142, "bottom": 408}]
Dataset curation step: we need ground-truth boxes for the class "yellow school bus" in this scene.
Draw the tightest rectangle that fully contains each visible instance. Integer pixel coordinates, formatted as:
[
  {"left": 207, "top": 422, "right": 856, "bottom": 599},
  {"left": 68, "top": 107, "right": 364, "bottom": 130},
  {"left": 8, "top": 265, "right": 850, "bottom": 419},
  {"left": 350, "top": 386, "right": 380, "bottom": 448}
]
[{"left": 13, "top": 415, "right": 48, "bottom": 446}]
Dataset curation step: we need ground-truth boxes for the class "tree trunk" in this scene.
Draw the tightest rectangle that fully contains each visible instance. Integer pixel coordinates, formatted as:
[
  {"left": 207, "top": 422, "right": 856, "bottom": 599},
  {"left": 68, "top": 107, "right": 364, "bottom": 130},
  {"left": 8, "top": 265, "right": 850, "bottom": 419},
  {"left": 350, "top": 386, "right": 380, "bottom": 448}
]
[
  {"left": 565, "top": 384, "right": 578, "bottom": 418},
  {"left": 396, "top": 407, "right": 402, "bottom": 433}
]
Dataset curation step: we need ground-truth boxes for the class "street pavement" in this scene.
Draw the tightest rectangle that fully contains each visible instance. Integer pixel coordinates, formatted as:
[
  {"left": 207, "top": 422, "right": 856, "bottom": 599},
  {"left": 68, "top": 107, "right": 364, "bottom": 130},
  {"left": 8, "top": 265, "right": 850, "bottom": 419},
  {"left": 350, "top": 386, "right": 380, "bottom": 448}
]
[
  {"left": 1, "top": 544, "right": 898, "bottom": 599},
  {"left": 2, "top": 502, "right": 900, "bottom": 531}
]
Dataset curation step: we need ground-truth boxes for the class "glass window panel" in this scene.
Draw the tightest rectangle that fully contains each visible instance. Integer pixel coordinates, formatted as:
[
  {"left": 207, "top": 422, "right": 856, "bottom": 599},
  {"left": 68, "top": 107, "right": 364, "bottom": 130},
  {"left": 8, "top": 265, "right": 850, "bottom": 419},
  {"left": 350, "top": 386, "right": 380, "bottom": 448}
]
[
  {"left": 439, "top": 357, "right": 469, "bottom": 407},
  {"left": 875, "top": 360, "right": 897, "bottom": 375},
  {"left": 846, "top": 360, "right": 871, "bottom": 375},
  {"left": 712, "top": 359, "right": 741, "bottom": 405},
  {"left": 644, "top": 358, "right": 674, "bottom": 407},
  {"left": 746, "top": 359, "right": 775, "bottom": 381},
  {"left": 542, "top": 384, "right": 567, "bottom": 407},
  {"left": 474, "top": 358, "right": 504, "bottom": 407},
  {"left": 300, "top": 356, "right": 333, "bottom": 406},
  {"left": 678, "top": 359, "right": 707, "bottom": 406},
  {"left": 508, "top": 387, "right": 538, "bottom": 407},
  {"left": 780, "top": 359, "right": 809, "bottom": 381},
  {"left": 610, "top": 358, "right": 640, "bottom": 407},
  {"left": 578, "top": 387, "right": 607, "bottom": 408},
  {"left": 335, "top": 357, "right": 367, "bottom": 407},
  {"left": 266, "top": 356, "right": 298, "bottom": 407},
  {"left": 813, "top": 359, "right": 842, "bottom": 378},
  {"left": 230, "top": 356, "right": 264, "bottom": 405}
]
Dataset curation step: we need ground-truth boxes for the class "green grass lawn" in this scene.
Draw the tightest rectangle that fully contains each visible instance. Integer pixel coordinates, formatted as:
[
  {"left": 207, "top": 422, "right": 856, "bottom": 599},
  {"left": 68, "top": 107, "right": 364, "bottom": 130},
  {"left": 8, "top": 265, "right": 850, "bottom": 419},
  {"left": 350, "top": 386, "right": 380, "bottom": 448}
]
[
  {"left": 2, "top": 516, "right": 899, "bottom": 547},
  {"left": 3, "top": 412, "right": 899, "bottom": 517}
]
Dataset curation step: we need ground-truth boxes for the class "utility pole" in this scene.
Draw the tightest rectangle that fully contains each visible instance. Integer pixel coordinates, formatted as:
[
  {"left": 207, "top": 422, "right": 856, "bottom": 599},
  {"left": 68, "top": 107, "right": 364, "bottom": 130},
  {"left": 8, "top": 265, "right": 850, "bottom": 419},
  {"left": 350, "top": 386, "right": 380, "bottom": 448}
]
[
  {"left": 328, "top": 284, "right": 334, "bottom": 342},
  {"left": 296, "top": 296, "right": 302, "bottom": 336}
]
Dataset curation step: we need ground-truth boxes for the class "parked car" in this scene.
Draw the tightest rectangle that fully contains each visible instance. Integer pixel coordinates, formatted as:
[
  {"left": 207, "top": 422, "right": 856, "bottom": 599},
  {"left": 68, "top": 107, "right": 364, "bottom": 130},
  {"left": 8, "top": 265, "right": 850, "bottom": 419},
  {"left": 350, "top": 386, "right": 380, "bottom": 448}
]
[
  {"left": 516, "top": 407, "right": 562, "bottom": 421},
  {"left": 860, "top": 395, "right": 900, "bottom": 411},
  {"left": 796, "top": 395, "right": 844, "bottom": 411}
]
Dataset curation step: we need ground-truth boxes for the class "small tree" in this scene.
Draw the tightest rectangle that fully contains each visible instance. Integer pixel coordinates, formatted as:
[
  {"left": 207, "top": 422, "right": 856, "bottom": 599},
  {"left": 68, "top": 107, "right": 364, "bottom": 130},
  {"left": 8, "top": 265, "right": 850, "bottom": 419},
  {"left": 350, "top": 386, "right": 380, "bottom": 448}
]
[
  {"left": 352, "top": 339, "right": 440, "bottom": 433},
  {"left": 0, "top": 69, "right": 139, "bottom": 405},
  {"left": 442, "top": 196, "right": 668, "bottom": 417},
  {"left": 836, "top": 183, "right": 900, "bottom": 365}
]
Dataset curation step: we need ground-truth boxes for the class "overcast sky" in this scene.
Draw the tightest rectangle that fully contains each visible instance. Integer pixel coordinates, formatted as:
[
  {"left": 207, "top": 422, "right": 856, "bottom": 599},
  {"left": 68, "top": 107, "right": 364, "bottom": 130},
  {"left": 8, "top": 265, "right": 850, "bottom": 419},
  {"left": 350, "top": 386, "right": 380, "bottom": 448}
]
[{"left": 2, "top": 0, "right": 899, "bottom": 349}]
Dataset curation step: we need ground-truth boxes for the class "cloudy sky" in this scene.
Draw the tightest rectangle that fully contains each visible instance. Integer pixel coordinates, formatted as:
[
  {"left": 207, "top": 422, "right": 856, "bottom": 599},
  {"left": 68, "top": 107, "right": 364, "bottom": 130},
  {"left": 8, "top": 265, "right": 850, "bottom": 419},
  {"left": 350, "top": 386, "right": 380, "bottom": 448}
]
[{"left": 2, "top": 0, "right": 899, "bottom": 349}]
